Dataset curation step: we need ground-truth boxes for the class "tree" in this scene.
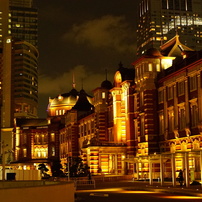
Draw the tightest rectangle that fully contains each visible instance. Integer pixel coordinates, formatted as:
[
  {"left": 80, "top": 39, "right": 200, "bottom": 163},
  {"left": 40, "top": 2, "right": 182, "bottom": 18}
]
[
  {"left": 38, "top": 163, "right": 50, "bottom": 179},
  {"left": 51, "top": 160, "right": 64, "bottom": 177},
  {"left": 67, "top": 157, "right": 89, "bottom": 177}
]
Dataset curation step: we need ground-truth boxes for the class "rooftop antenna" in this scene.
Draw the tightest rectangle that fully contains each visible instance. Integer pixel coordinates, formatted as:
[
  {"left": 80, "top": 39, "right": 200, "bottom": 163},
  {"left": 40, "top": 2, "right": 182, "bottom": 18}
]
[
  {"left": 81, "top": 78, "right": 84, "bottom": 90},
  {"left": 72, "top": 72, "right": 76, "bottom": 89}
]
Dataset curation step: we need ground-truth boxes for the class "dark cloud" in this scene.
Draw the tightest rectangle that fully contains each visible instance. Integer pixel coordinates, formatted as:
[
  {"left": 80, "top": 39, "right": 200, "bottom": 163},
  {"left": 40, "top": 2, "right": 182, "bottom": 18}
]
[
  {"left": 38, "top": 65, "right": 108, "bottom": 96},
  {"left": 36, "top": 0, "right": 140, "bottom": 118},
  {"left": 63, "top": 15, "right": 135, "bottom": 53}
]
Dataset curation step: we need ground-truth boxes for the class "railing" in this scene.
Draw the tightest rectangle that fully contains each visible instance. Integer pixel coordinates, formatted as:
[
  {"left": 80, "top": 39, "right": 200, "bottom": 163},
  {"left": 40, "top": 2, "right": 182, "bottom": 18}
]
[{"left": 75, "top": 179, "right": 96, "bottom": 189}]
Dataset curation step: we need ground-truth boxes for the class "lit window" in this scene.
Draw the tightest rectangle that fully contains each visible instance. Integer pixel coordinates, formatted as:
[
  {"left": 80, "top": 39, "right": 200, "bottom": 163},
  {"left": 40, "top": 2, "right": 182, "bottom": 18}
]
[
  {"left": 51, "top": 146, "right": 55, "bottom": 156},
  {"left": 148, "top": 63, "right": 152, "bottom": 71},
  {"left": 168, "top": 110, "right": 174, "bottom": 132},
  {"left": 102, "top": 92, "right": 105, "bottom": 99},
  {"left": 159, "top": 112, "right": 164, "bottom": 135},
  {"left": 51, "top": 133, "right": 55, "bottom": 142},
  {"left": 23, "top": 148, "right": 27, "bottom": 157}
]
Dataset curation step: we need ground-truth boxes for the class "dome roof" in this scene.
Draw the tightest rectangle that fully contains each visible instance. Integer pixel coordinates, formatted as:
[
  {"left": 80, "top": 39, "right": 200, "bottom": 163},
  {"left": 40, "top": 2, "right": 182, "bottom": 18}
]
[
  {"left": 48, "top": 88, "right": 79, "bottom": 107},
  {"left": 145, "top": 48, "right": 162, "bottom": 57},
  {"left": 101, "top": 79, "right": 113, "bottom": 89}
]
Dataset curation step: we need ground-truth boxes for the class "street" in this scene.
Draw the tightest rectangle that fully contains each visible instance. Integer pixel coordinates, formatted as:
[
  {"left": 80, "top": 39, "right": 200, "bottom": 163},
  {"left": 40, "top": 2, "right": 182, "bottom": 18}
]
[
  {"left": 74, "top": 180, "right": 202, "bottom": 202},
  {"left": 76, "top": 188, "right": 202, "bottom": 202}
]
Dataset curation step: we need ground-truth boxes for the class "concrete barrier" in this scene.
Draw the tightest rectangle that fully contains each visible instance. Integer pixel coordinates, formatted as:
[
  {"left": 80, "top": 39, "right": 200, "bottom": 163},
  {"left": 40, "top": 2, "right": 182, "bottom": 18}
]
[{"left": 0, "top": 180, "right": 75, "bottom": 202}]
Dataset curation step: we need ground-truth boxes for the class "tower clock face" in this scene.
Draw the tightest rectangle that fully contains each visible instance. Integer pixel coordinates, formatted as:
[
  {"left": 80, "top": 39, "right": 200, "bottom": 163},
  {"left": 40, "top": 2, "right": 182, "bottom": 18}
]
[{"left": 115, "top": 72, "right": 122, "bottom": 84}]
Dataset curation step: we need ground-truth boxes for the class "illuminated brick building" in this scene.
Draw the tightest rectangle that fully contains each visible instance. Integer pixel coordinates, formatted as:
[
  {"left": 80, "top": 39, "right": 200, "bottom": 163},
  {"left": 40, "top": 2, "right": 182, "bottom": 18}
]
[
  {"left": 58, "top": 64, "right": 136, "bottom": 175},
  {"left": 11, "top": 116, "right": 64, "bottom": 174},
  {"left": 12, "top": 34, "right": 202, "bottom": 183},
  {"left": 133, "top": 35, "right": 202, "bottom": 186}
]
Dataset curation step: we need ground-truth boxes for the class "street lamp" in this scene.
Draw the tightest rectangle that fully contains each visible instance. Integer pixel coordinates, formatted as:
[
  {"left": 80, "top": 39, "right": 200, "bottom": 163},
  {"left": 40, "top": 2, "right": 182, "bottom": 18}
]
[{"left": 68, "top": 156, "right": 70, "bottom": 181}]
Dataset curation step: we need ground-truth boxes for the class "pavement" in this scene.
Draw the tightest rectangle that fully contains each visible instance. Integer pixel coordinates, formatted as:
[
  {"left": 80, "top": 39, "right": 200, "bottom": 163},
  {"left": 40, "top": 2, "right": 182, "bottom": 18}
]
[{"left": 77, "top": 179, "right": 202, "bottom": 198}]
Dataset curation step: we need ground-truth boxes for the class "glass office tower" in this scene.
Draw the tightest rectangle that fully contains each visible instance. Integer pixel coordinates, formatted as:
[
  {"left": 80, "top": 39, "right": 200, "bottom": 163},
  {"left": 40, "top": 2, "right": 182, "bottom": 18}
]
[
  {"left": 0, "top": 0, "right": 38, "bottom": 47},
  {"left": 136, "top": 0, "right": 202, "bottom": 57}
]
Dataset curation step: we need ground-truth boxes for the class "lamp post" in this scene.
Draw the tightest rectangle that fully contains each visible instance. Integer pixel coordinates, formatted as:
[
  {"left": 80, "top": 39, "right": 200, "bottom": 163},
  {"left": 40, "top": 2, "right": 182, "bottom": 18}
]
[{"left": 68, "top": 156, "right": 70, "bottom": 181}]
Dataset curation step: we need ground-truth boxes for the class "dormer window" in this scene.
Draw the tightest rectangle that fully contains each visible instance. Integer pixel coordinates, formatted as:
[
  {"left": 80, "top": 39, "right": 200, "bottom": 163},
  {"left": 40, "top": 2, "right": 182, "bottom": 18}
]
[{"left": 58, "top": 95, "right": 63, "bottom": 101}]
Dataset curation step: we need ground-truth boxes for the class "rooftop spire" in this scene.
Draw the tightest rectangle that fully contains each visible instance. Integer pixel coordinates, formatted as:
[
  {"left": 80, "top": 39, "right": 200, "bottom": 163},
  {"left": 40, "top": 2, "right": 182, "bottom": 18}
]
[
  {"left": 81, "top": 78, "right": 84, "bottom": 90},
  {"left": 72, "top": 72, "right": 76, "bottom": 89}
]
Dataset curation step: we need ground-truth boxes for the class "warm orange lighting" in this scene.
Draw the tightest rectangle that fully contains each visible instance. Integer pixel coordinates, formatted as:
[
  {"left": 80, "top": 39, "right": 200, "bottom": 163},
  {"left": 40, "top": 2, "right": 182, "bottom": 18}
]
[
  {"left": 161, "top": 58, "right": 174, "bottom": 69},
  {"left": 161, "top": 196, "right": 202, "bottom": 199},
  {"left": 76, "top": 188, "right": 155, "bottom": 194}
]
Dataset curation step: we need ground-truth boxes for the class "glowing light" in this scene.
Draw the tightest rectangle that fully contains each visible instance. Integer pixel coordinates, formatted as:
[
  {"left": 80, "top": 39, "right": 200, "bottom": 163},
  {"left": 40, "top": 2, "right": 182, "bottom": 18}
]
[
  {"left": 58, "top": 95, "right": 63, "bottom": 101},
  {"left": 161, "top": 196, "right": 202, "bottom": 199},
  {"left": 76, "top": 188, "right": 156, "bottom": 194},
  {"left": 161, "top": 58, "right": 173, "bottom": 69},
  {"left": 6, "top": 38, "right": 11, "bottom": 43}
]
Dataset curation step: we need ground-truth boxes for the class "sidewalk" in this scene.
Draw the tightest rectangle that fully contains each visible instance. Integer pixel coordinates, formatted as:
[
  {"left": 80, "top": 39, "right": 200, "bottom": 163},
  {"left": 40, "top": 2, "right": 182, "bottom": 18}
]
[{"left": 93, "top": 179, "right": 202, "bottom": 197}]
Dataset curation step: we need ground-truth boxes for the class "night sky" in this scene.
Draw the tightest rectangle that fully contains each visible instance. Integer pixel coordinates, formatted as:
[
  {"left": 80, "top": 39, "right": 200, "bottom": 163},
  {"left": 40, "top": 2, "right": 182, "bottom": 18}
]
[{"left": 35, "top": 0, "right": 140, "bottom": 118}]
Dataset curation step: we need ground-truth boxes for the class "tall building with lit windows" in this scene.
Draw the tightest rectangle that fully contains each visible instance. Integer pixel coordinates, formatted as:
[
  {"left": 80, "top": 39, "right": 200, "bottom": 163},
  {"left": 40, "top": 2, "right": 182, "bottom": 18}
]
[
  {"left": 0, "top": 0, "right": 38, "bottom": 47},
  {"left": 136, "top": 0, "right": 202, "bottom": 57},
  {"left": 0, "top": 0, "right": 38, "bottom": 165},
  {"left": 0, "top": 0, "right": 38, "bottom": 122}
]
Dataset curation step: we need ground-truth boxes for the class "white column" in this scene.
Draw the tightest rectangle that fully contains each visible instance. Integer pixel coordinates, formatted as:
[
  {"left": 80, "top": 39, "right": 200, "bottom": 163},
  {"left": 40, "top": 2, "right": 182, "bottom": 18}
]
[
  {"left": 171, "top": 153, "right": 176, "bottom": 187},
  {"left": 160, "top": 154, "right": 164, "bottom": 186},
  {"left": 149, "top": 158, "right": 153, "bottom": 185},
  {"left": 184, "top": 152, "right": 190, "bottom": 187}
]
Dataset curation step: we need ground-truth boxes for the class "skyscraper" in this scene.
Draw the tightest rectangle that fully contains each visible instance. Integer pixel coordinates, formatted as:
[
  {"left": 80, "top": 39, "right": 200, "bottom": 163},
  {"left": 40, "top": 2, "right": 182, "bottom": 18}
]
[
  {"left": 0, "top": 0, "right": 38, "bottom": 122},
  {"left": 0, "top": 0, "right": 38, "bottom": 158},
  {"left": 0, "top": 0, "right": 38, "bottom": 47},
  {"left": 136, "top": 0, "right": 202, "bottom": 57}
]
